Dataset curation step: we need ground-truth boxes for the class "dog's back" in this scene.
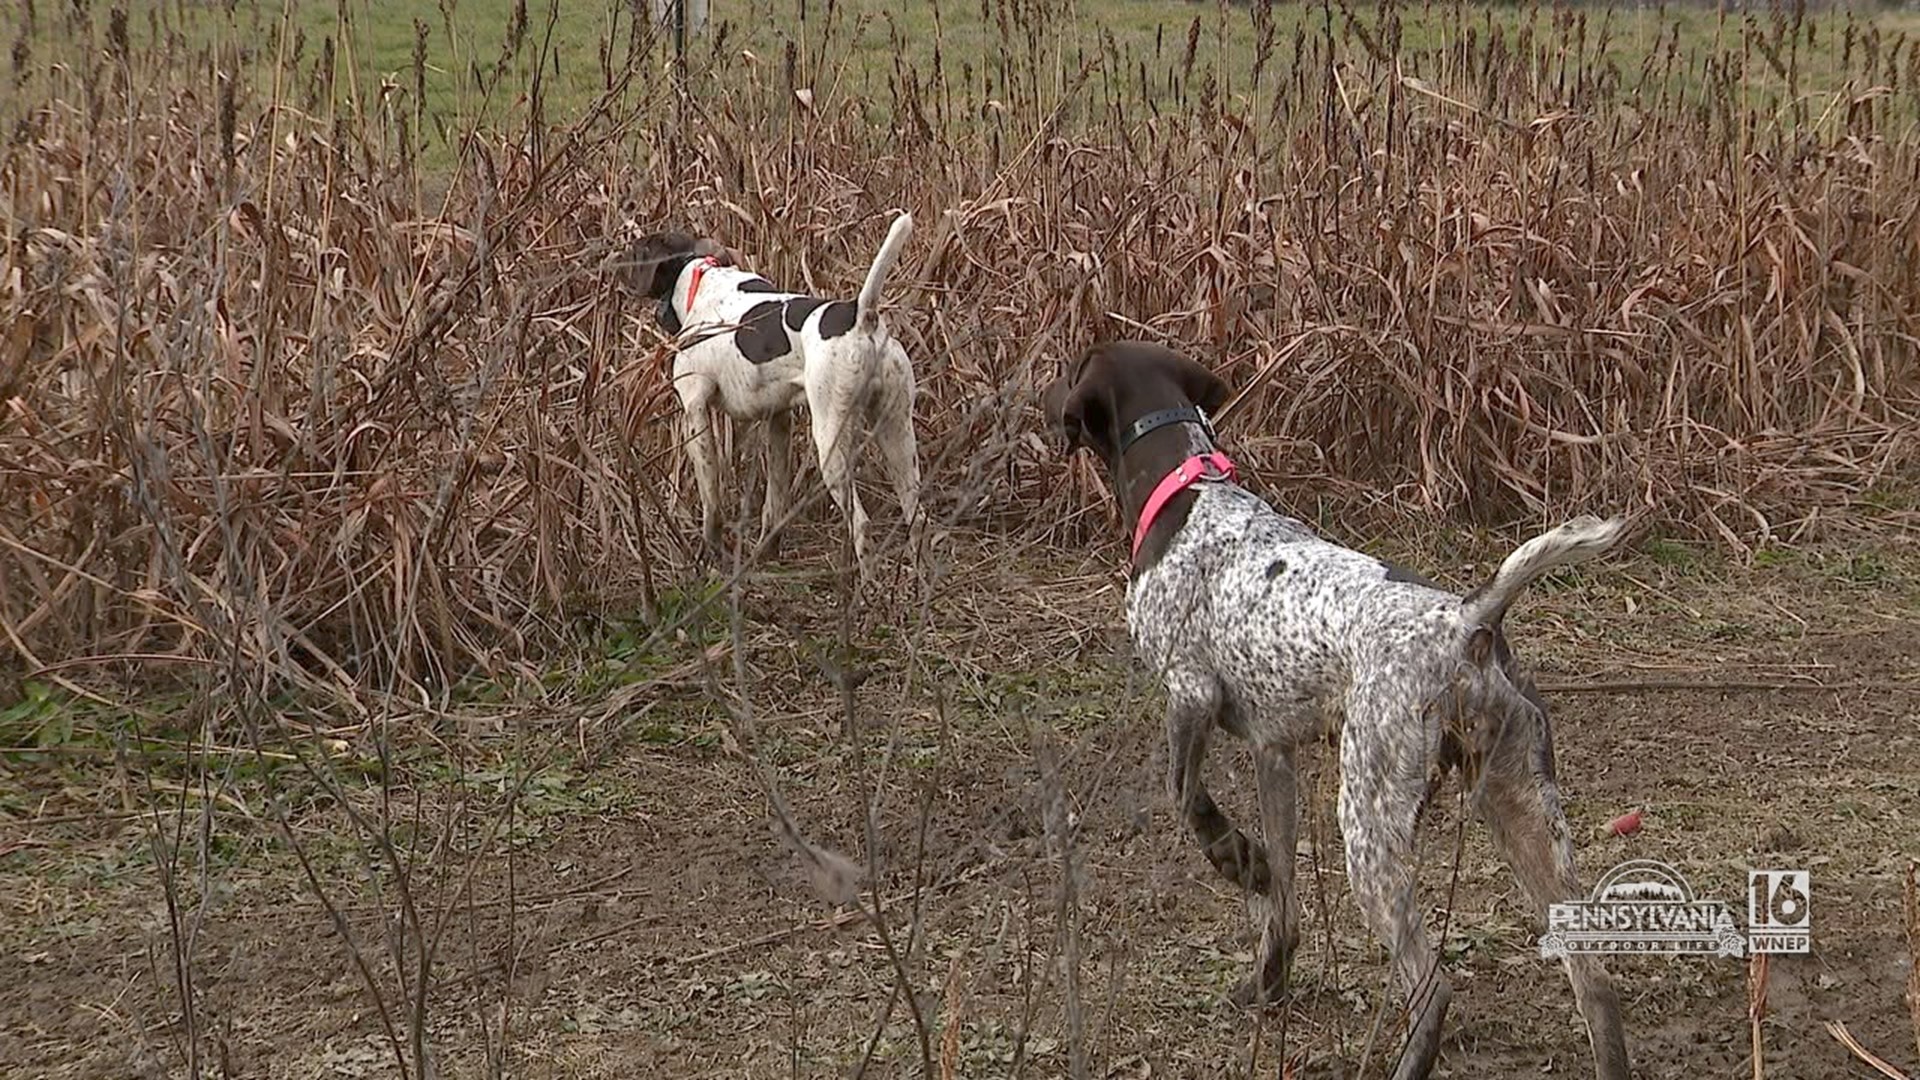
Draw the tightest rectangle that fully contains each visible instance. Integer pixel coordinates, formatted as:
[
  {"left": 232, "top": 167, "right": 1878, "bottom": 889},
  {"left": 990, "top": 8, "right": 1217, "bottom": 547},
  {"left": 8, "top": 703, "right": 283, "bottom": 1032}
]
[
  {"left": 1128, "top": 484, "right": 1483, "bottom": 744},
  {"left": 679, "top": 213, "right": 913, "bottom": 371}
]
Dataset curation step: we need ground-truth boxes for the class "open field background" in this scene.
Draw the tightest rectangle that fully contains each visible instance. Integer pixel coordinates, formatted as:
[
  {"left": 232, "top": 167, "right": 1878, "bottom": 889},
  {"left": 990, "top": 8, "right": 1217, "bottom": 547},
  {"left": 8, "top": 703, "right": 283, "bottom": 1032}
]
[{"left": 3, "top": 0, "right": 1919, "bottom": 1077}]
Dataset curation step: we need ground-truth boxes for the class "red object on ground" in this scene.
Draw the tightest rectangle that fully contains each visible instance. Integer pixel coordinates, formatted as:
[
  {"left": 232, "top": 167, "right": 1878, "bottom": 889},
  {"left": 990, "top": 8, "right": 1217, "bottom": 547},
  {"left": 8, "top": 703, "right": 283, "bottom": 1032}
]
[{"left": 1608, "top": 809, "right": 1644, "bottom": 836}]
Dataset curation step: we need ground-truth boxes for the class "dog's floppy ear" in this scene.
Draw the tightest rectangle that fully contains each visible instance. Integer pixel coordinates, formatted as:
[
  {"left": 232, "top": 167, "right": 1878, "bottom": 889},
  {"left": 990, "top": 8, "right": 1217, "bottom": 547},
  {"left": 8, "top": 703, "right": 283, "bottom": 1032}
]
[
  {"left": 1042, "top": 349, "right": 1113, "bottom": 457},
  {"left": 1158, "top": 346, "right": 1231, "bottom": 415}
]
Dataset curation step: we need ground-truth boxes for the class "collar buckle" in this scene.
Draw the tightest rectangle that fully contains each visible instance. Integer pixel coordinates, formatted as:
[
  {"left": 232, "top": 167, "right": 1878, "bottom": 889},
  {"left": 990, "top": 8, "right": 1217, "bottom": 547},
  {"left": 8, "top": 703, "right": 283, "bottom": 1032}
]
[{"left": 1130, "top": 451, "right": 1238, "bottom": 563}]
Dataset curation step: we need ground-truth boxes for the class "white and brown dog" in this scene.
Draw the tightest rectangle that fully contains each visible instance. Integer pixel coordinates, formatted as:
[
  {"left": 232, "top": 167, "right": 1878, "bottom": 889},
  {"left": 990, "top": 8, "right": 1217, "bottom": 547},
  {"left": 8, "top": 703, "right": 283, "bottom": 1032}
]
[{"left": 619, "top": 214, "right": 920, "bottom": 576}]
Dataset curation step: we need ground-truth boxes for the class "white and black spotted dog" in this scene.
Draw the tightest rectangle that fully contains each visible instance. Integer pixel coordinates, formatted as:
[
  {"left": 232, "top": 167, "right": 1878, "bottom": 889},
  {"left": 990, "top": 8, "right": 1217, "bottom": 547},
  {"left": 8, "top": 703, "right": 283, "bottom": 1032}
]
[
  {"left": 619, "top": 213, "right": 920, "bottom": 575},
  {"left": 1042, "top": 341, "right": 1633, "bottom": 1080}
]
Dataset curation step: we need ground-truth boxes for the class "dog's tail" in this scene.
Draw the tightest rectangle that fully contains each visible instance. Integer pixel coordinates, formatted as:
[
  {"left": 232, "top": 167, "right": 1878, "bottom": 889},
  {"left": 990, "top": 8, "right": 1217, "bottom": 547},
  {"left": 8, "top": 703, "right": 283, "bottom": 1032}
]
[
  {"left": 856, "top": 212, "right": 914, "bottom": 333},
  {"left": 1460, "top": 515, "right": 1628, "bottom": 630}
]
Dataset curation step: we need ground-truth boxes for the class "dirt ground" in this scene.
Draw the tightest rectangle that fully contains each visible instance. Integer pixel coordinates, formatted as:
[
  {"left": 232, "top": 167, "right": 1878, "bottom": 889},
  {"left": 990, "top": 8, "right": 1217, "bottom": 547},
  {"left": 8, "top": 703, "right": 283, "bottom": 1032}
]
[{"left": 3, "top": 522, "right": 1917, "bottom": 1080}]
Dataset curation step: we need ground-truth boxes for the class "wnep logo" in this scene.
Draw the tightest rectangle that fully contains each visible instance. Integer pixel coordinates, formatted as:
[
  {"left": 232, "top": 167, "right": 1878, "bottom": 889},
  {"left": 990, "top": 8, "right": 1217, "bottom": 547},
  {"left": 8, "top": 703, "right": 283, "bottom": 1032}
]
[
  {"left": 1747, "top": 869, "right": 1812, "bottom": 954},
  {"left": 1538, "top": 859, "right": 1813, "bottom": 959}
]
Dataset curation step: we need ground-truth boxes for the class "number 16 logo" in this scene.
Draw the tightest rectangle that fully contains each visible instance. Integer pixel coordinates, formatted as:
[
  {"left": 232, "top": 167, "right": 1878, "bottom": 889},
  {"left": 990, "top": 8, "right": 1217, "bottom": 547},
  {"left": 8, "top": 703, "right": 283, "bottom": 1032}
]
[{"left": 1748, "top": 869, "right": 1811, "bottom": 954}]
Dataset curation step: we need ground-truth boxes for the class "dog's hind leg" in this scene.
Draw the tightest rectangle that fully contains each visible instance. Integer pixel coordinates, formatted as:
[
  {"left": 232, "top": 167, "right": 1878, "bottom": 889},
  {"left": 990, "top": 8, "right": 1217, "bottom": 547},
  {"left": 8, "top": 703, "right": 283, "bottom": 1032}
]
[
  {"left": 1338, "top": 685, "right": 1451, "bottom": 1080},
  {"left": 807, "top": 405, "right": 872, "bottom": 577},
  {"left": 874, "top": 398, "right": 920, "bottom": 552},
  {"left": 1471, "top": 698, "right": 1630, "bottom": 1080}
]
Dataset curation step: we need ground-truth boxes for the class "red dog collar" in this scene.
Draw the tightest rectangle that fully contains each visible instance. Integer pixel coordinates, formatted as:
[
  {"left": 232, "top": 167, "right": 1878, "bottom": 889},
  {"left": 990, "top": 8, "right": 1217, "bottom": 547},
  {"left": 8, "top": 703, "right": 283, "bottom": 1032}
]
[
  {"left": 683, "top": 257, "right": 719, "bottom": 311},
  {"left": 1131, "top": 452, "right": 1237, "bottom": 561}
]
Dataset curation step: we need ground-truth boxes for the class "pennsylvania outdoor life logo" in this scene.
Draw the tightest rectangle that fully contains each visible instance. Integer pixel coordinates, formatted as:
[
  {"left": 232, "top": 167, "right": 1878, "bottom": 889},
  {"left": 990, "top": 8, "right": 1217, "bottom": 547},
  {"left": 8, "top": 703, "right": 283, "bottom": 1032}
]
[{"left": 1539, "top": 860, "right": 1811, "bottom": 959}]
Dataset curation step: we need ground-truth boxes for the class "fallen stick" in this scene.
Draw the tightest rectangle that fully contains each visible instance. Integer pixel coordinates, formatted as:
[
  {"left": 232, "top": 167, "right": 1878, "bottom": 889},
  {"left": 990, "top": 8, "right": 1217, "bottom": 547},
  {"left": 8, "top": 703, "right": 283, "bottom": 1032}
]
[
  {"left": 1539, "top": 678, "right": 1920, "bottom": 695},
  {"left": 1906, "top": 862, "right": 1920, "bottom": 1067},
  {"left": 1825, "top": 1020, "right": 1914, "bottom": 1080},
  {"left": 669, "top": 891, "right": 905, "bottom": 967},
  {"left": 661, "top": 861, "right": 991, "bottom": 967}
]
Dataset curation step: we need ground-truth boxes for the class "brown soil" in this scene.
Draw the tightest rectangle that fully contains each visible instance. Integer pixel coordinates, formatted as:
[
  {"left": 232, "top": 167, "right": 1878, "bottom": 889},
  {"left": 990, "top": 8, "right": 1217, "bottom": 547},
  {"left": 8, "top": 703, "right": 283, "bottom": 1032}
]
[{"left": 3, "top": 528, "right": 1917, "bottom": 1080}]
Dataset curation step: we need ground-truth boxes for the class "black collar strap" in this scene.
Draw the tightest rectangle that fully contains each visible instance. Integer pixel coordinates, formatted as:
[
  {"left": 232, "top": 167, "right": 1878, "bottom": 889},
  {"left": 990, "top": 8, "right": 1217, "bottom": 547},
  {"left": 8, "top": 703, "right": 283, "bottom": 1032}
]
[{"left": 1118, "top": 405, "right": 1218, "bottom": 456}]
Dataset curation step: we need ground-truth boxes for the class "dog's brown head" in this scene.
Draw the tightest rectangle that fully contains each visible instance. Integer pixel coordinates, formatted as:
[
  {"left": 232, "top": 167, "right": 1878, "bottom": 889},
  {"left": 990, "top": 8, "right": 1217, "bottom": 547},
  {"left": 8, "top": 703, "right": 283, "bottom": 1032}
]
[
  {"left": 1042, "top": 341, "right": 1233, "bottom": 566},
  {"left": 614, "top": 230, "right": 734, "bottom": 300},
  {"left": 1042, "top": 341, "right": 1230, "bottom": 468}
]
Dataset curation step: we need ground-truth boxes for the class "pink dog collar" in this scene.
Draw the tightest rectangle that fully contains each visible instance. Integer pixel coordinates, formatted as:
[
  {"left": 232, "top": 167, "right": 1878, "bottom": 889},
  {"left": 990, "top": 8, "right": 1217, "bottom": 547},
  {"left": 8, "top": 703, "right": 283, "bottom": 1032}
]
[{"left": 1131, "top": 452, "right": 1237, "bottom": 561}]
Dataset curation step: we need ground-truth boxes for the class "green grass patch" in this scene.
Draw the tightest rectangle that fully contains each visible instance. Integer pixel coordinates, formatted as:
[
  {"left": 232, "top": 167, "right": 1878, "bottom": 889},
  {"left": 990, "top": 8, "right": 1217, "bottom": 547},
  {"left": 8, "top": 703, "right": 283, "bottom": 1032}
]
[{"left": 12, "top": 0, "right": 1920, "bottom": 174}]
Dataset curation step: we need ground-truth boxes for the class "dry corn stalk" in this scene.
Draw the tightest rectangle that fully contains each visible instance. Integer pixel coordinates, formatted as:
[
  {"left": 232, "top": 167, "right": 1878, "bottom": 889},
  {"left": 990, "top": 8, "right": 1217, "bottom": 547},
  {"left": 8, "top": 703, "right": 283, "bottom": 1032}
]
[
  {"left": 1907, "top": 862, "right": 1920, "bottom": 1066},
  {"left": 938, "top": 949, "right": 969, "bottom": 1080}
]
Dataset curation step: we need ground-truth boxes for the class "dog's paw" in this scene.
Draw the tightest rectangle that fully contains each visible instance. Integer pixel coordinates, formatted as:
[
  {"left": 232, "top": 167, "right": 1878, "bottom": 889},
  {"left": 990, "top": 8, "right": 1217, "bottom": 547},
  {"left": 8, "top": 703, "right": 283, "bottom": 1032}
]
[
  {"left": 902, "top": 516, "right": 929, "bottom": 558},
  {"left": 1228, "top": 976, "right": 1290, "bottom": 1011},
  {"left": 699, "top": 522, "right": 728, "bottom": 563}
]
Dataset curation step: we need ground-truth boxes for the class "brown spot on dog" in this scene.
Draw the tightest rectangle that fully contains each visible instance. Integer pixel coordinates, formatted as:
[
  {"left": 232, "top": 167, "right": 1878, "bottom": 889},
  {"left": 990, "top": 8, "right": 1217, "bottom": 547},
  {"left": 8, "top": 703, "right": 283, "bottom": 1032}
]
[
  {"left": 782, "top": 297, "right": 828, "bottom": 330},
  {"left": 1382, "top": 560, "right": 1439, "bottom": 587},
  {"left": 734, "top": 301, "right": 792, "bottom": 364},
  {"left": 818, "top": 301, "right": 857, "bottom": 338}
]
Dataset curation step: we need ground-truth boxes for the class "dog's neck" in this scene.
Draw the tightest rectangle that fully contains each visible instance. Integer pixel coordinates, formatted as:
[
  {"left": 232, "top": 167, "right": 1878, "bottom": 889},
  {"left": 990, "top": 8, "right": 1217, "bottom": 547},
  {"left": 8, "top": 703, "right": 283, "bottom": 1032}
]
[
  {"left": 654, "top": 254, "right": 721, "bottom": 335},
  {"left": 667, "top": 255, "right": 720, "bottom": 311},
  {"left": 1107, "top": 410, "right": 1224, "bottom": 572}
]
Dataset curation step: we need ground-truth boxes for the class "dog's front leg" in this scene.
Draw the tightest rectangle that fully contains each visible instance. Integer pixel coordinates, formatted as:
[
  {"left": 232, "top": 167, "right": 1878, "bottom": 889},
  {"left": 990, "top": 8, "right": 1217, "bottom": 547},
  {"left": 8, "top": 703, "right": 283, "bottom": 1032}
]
[
  {"left": 1236, "top": 747, "right": 1301, "bottom": 1007},
  {"left": 1165, "top": 673, "right": 1272, "bottom": 898},
  {"left": 758, "top": 409, "right": 793, "bottom": 557},
  {"left": 677, "top": 381, "right": 725, "bottom": 559}
]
